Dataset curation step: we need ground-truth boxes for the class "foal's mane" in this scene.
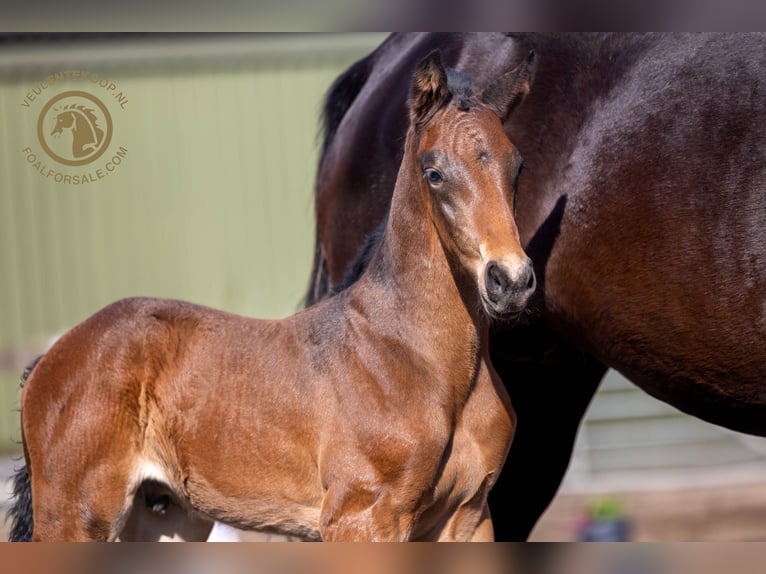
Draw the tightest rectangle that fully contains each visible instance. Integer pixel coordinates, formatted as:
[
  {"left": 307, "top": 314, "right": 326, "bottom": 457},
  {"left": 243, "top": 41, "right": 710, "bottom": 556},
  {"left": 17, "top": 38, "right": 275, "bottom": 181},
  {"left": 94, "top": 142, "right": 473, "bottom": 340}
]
[
  {"left": 333, "top": 67, "right": 475, "bottom": 295},
  {"left": 332, "top": 214, "right": 388, "bottom": 295}
]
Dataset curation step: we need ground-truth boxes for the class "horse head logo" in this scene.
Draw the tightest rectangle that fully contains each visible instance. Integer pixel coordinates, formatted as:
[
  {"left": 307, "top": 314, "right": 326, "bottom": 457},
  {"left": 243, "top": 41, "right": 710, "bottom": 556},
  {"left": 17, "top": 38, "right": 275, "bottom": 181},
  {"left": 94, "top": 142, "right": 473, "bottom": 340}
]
[
  {"left": 50, "top": 104, "right": 105, "bottom": 159},
  {"left": 38, "top": 91, "right": 113, "bottom": 167}
]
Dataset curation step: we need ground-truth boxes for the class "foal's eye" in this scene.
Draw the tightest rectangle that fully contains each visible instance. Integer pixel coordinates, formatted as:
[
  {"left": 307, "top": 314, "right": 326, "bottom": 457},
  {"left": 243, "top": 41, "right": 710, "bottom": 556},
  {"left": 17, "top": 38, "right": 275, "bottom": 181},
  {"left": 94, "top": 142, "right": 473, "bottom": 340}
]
[{"left": 424, "top": 169, "right": 444, "bottom": 186}]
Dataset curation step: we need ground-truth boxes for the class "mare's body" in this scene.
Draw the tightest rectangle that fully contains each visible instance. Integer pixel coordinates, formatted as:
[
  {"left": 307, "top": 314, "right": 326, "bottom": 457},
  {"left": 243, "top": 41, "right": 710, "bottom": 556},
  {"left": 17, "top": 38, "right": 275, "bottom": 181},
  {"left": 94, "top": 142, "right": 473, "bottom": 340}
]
[{"left": 308, "top": 32, "right": 766, "bottom": 540}]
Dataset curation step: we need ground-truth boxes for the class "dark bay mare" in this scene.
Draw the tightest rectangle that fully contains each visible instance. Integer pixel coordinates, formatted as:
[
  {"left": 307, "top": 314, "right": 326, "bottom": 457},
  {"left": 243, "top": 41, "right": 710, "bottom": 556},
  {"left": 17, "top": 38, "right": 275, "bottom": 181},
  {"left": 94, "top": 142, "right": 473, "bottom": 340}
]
[
  {"left": 10, "top": 51, "right": 536, "bottom": 541},
  {"left": 307, "top": 33, "right": 766, "bottom": 540}
]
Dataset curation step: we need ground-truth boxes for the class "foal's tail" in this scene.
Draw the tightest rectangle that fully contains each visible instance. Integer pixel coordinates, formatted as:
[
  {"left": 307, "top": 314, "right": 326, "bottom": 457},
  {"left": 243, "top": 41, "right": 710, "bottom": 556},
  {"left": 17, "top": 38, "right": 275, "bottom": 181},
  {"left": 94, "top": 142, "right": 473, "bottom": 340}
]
[
  {"left": 302, "top": 47, "right": 376, "bottom": 308},
  {"left": 8, "top": 464, "right": 32, "bottom": 541},
  {"left": 7, "top": 355, "right": 42, "bottom": 542}
]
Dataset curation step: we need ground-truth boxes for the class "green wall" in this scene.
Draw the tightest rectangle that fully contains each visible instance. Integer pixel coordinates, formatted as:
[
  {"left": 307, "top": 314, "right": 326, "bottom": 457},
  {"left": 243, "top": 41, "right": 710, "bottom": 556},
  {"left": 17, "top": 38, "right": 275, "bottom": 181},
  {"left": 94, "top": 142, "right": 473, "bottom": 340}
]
[{"left": 0, "top": 34, "right": 386, "bottom": 452}]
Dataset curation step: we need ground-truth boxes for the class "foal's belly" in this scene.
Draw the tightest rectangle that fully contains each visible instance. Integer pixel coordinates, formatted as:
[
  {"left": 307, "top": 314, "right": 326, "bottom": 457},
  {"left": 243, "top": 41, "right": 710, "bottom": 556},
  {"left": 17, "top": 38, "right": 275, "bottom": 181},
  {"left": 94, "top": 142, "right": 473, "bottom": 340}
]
[
  {"left": 157, "top": 449, "right": 324, "bottom": 540},
  {"left": 147, "top": 388, "right": 325, "bottom": 539}
]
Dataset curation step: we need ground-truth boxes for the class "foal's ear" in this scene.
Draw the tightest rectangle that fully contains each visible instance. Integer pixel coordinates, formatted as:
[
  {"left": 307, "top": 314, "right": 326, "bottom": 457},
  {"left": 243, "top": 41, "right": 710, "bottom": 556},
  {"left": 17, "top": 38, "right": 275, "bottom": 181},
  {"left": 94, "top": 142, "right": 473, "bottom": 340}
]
[
  {"left": 409, "top": 50, "right": 449, "bottom": 127},
  {"left": 482, "top": 50, "right": 536, "bottom": 121}
]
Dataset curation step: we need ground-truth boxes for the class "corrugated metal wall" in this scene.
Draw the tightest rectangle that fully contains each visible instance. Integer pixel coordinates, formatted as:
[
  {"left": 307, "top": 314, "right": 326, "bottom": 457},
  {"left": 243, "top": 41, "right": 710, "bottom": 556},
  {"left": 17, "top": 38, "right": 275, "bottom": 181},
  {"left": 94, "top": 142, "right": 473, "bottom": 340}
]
[
  {"left": 0, "top": 34, "right": 386, "bottom": 451},
  {"left": 564, "top": 370, "right": 766, "bottom": 492}
]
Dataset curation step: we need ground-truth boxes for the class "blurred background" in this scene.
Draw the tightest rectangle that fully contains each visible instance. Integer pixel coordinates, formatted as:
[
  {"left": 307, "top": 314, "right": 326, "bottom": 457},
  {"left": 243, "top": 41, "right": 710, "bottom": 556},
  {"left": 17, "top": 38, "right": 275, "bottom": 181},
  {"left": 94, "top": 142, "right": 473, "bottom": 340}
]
[{"left": 2, "top": 33, "right": 766, "bottom": 541}]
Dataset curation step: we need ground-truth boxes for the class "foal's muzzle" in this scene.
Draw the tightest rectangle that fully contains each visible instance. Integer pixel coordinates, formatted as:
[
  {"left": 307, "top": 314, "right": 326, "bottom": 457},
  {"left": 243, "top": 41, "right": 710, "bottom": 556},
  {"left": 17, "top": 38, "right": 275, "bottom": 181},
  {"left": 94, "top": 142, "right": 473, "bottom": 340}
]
[{"left": 481, "top": 258, "right": 536, "bottom": 319}]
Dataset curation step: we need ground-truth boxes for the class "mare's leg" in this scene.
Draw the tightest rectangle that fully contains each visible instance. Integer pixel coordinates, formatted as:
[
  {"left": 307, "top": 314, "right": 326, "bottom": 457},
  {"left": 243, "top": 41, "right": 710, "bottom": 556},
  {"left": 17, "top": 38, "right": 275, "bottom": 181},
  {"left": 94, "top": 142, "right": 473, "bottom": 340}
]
[{"left": 488, "top": 327, "right": 606, "bottom": 541}]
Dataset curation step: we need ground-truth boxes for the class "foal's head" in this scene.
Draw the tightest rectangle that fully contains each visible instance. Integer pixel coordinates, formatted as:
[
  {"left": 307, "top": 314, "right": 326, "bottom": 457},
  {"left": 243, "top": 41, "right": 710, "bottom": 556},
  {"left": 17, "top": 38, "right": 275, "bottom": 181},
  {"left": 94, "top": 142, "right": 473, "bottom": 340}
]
[{"left": 408, "top": 51, "right": 536, "bottom": 320}]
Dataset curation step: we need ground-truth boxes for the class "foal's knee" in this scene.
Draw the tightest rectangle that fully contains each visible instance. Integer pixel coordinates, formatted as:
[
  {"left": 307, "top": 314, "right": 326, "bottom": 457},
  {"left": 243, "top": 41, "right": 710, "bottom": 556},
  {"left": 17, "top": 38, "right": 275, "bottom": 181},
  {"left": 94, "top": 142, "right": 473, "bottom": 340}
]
[{"left": 319, "top": 486, "right": 416, "bottom": 541}]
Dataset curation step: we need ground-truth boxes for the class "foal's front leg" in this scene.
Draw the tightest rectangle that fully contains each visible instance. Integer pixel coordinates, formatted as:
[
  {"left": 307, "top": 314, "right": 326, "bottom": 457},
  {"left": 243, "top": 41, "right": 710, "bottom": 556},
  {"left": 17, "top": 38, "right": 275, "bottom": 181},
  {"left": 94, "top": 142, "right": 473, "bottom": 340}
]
[
  {"left": 435, "top": 487, "right": 496, "bottom": 541},
  {"left": 469, "top": 503, "right": 495, "bottom": 541},
  {"left": 318, "top": 483, "right": 420, "bottom": 541}
]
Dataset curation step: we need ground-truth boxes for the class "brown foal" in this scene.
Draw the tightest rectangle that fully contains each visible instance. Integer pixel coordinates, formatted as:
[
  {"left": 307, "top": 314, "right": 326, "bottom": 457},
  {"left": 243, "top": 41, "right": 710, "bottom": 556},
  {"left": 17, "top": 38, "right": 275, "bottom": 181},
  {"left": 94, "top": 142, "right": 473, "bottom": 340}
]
[{"left": 19, "top": 51, "right": 536, "bottom": 541}]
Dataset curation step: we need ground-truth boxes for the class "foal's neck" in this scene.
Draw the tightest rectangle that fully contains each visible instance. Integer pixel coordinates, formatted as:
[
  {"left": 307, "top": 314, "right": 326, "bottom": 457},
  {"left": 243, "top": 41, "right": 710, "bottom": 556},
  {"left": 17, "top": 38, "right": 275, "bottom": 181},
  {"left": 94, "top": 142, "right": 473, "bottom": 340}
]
[{"left": 354, "top": 136, "right": 487, "bottom": 349}]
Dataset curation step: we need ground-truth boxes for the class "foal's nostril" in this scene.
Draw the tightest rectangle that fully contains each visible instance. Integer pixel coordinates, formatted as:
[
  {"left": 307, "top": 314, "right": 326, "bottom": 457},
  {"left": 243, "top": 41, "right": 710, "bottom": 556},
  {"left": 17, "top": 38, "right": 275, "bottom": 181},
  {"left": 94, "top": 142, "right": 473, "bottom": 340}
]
[
  {"left": 482, "top": 258, "right": 535, "bottom": 317},
  {"left": 524, "top": 258, "right": 536, "bottom": 291},
  {"left": 485, "top": 261, "right": 511, "bottom": 300}
]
